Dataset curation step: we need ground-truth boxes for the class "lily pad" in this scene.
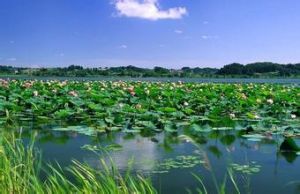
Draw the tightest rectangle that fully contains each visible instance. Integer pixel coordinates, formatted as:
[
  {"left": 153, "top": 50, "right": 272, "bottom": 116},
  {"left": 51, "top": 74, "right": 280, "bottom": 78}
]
[
  {"left": 280, "top": 138, "right": 300, "bottom": 152},
  {"left": 52, "top": 126, "right": 96, "bottom": 136},
  {"left": 242, "top": 134, "right": 266, "bottom": 141}
]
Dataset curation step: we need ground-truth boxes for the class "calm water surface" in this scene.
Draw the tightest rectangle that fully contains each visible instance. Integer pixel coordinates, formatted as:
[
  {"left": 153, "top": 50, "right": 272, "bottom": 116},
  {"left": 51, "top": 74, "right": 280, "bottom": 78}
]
[{"left": 15, "top": 120, "right": 300, "bottom": 194}]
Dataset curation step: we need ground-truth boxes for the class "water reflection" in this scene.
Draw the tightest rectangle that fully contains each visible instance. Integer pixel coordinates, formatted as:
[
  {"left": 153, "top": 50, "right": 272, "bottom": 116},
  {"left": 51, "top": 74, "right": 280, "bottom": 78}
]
[
  {"left": 3, "top": 120, "right": 300, "bottom": 194},
  {"left": 14, "top": 120, "right": 300, "bottom": 166},
  {"left": 84, "top": 134, "right": 161, "bottom": 172}
]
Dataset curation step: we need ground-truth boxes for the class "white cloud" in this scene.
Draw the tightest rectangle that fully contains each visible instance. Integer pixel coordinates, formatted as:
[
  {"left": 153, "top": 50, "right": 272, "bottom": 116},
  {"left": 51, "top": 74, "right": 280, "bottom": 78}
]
[
  {"left": 9, "top": 40, "right": 15, "bottom": 44},
  {"left": 54, "top": 53, "right": 65, "bottom": 57},
  {"left": 203, "top": 21, "right": 209, "bottom": 25},
  {"left": 201, "top": 35, "right": 209, "bottom": 39},
  {"left": 201, "top": 35, "right": 219, "bottom": 40},
  {"left": 7, "top": 57, "right": 17, "bottom": 61},
  {"left": 114, "top": 0, "right": 187, "bottom": 20},
  {"left": 118, "top": 44, "right": 128, "bottom": 49},
  {"left": 174, "top": 29, "right": 183, "bottom": 34}
]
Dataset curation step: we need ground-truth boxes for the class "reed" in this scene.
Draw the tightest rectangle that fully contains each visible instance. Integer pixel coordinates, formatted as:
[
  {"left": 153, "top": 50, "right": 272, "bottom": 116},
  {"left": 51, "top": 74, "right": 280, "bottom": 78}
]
[{"left": 0, "top": 133, "right": 156, "bottom": 194}]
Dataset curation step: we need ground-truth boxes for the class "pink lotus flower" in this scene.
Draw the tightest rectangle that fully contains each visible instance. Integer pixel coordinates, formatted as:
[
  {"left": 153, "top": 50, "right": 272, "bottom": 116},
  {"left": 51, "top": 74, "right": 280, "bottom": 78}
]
[
  {"left": 267, "top": 99, "right": 274, "bottom": 104},
  {"left": 229, "top": 113, "right": 235, "bottom": 118},
  {"left": 128, "top": 86, "right": 134, "bottom": 93},
  {"left": 69, "top": 91, "right": 78, "bottom": 97},
  {"left": 241, "top": 93, "right": 247, "bottom": 99},
  {"left": 33, "top": 91, "right": 39, "bottom": 97},
  {"left": 0, "top": 79, "right": 9, "bottom": 88},
  {"left": 23, "top": 82, "right": 33, "bottom": 88}
]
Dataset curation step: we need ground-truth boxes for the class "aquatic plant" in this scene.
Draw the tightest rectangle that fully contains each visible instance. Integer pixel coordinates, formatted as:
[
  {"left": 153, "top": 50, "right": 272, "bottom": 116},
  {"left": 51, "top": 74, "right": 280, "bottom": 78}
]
[
  {"left": 0, "top": 80, "right": 298, "bottom": 135},
  {"left": 0, "top": 133, "right": 156, "bottom": 194},
  {"left": 230, "top": 162, "right": 261, "bottom": 175},
  {"left": 153, "top": 155, "right": 205, "bottom": 174}
]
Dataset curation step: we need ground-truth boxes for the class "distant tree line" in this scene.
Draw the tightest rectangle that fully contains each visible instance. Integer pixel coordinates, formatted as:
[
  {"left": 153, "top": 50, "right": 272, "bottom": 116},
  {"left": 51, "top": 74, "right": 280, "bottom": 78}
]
[
  {"left": 217, "top": 62, "right": 300, "bottom": 76},
  {"left": 0, "top": 62, "right": 299, "bottom": 78}
]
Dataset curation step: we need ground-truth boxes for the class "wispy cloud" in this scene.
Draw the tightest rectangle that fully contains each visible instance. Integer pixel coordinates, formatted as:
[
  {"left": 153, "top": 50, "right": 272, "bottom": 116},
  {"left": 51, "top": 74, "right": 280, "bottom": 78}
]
[
  {"left": 203, "top": 21, "right": 209, "bottom": 25},
  {"left": 9, "top": 40, "right": 15, "bottom": 44},
  {"left": 201, "top": 35, "right": 219, "bottom": 40},
  {"left": 54, "top": 52, "right": 65, "bottom": 57},
  {"left": 118, "top": 44, "right": 128, "bottom": 49},
  {"left": 174, "top": 29, "right": 183, "bottom": 34},
  {"left": 7, "top": 57, "right": 17, "bottom": 61},
  {"left": 113, "top": 0, "right": 187, "bottom": 21}
]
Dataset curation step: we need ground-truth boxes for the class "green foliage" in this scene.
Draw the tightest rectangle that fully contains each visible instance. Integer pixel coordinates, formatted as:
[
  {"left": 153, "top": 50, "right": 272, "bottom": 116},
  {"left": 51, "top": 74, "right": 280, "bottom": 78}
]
[
  {"left": 153, "top": 155, "right": 205, "bottom": 174},
  {"left": 0, "top": 80, "right": 298, "bottom": 136},
  {"left": 217, "top": 62, "right": 300, "bottom": 76},
  {"left": 230, "top": 162, "right": 261, "bottom": 175},
  {"left": 1, "top": 62, "right": 299, "bottom": 77},
  {"left": 280, "top": 138, "right": 300, "bottom": 152},
  {"left": 0, "top": 133, "right": 156, "bottom": 194},
  {"left": 52, "top": 126, "right": 96, "bottom": 136}
]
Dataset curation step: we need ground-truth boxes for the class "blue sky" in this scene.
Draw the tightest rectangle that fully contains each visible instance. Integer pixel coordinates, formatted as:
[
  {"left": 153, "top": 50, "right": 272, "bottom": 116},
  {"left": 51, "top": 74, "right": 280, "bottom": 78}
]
[{"left": 1, "top": 0, "right": 300, "bottom": 68}]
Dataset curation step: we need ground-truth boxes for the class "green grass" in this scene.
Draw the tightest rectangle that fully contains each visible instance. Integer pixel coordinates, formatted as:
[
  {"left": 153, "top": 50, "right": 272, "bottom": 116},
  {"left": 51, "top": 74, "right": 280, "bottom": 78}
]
[
  {"left": 0, "top": 131, "right": 257, "bottom": 193},
  {"left": 1, "top": 79, "right": 297, "bottom": 193},
  {"left": 0, "top": 133, "right": 156, "bottom": 194}
]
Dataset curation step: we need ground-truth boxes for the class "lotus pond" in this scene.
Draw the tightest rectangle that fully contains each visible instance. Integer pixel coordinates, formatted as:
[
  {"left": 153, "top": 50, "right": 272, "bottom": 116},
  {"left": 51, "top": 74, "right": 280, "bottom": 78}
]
[{"left": 0, "top": 79, "right": 300, "bottom": 193}]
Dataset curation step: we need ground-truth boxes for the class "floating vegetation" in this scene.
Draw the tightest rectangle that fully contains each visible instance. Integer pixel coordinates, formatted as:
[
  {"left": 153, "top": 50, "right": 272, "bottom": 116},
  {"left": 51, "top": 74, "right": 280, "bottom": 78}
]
[
  {"left": 81, "top": 143, "right": 123, "bottom": 152},
  {"left": 52, "top": 126, "right": 96, "bottom": 136},
  {"left": 280, "top": 138, "right": 300, "bottom": 152},
  {"left": 0, "top": 80, "right": 298, "bottom": 135},
  {"left": 0, "top": 133, "right": 156, "bottom": 194},
  {"left": 0, "top": 79, "right": 299, "bottom": 194},
  {"left": 242, "top": 134, "right": 267, "bottom": 142},
  {"left": 153, "top": 155, "right": 205, "bottom": 174},
  {"left": 230, "top": 161, "right": 261, "bottom": 175}
]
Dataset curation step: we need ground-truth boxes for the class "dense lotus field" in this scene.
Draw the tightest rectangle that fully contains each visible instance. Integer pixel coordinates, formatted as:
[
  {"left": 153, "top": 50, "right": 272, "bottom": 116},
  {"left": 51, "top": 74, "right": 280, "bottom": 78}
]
[{"left": 0, "top": 79, "right": 299, "bottom": 134}]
